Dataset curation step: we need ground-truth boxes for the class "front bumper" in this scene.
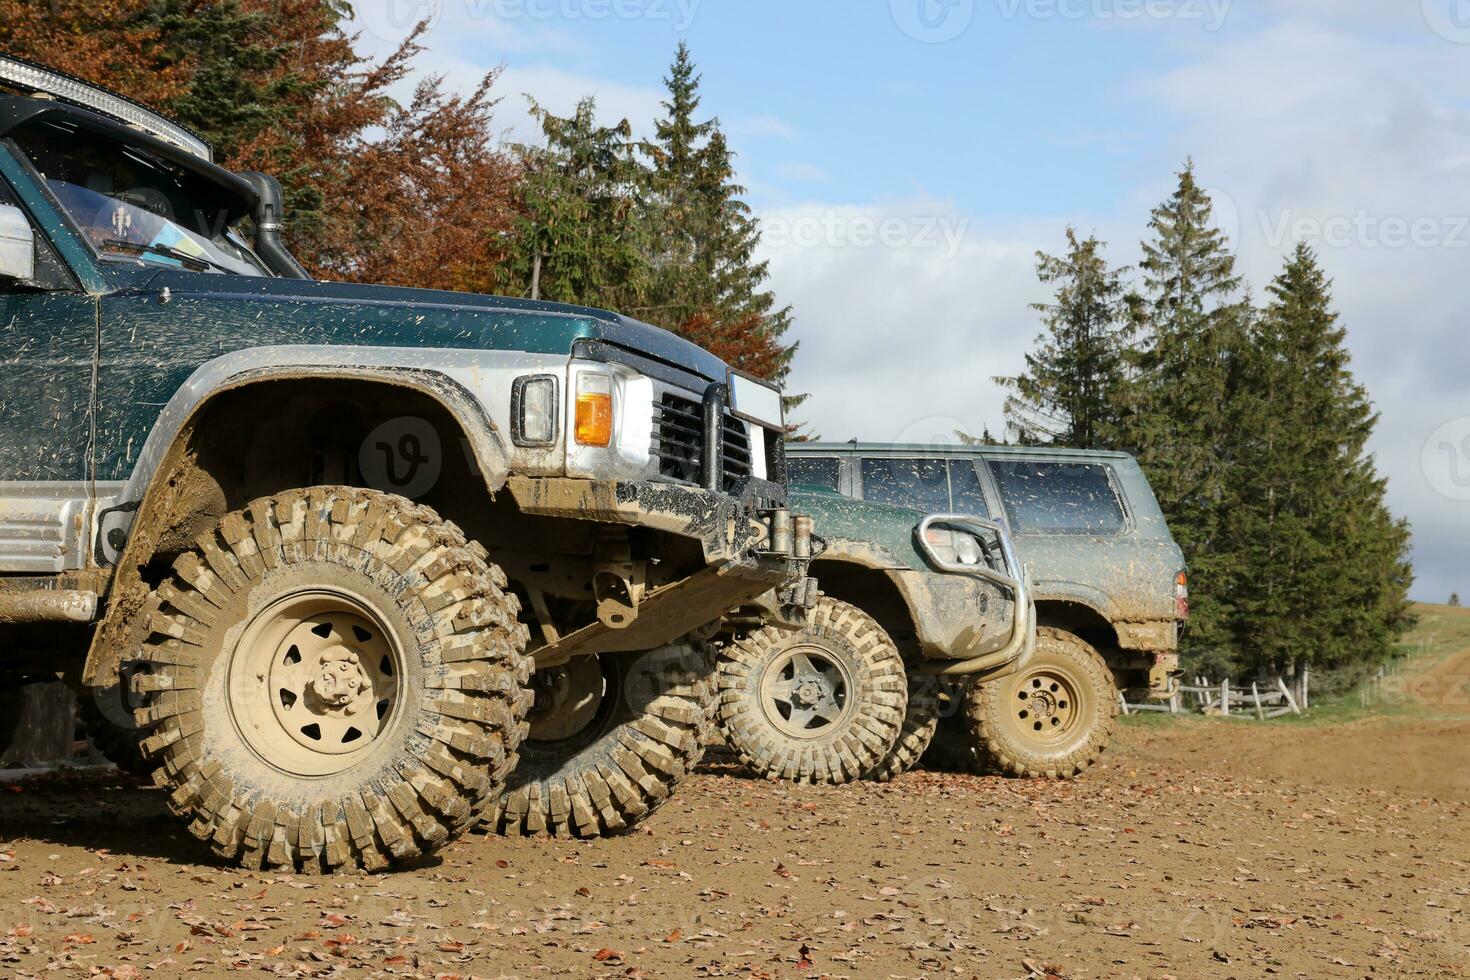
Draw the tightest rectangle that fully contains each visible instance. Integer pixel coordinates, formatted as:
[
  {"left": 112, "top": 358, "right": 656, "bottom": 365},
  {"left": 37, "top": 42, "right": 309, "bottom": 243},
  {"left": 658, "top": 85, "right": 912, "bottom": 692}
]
[
  {"left": 508, "top": 476, "right": 816, "bottom": 660},
  {"left": 909, "top": 514, "right": 1036, "bottom": 681}
]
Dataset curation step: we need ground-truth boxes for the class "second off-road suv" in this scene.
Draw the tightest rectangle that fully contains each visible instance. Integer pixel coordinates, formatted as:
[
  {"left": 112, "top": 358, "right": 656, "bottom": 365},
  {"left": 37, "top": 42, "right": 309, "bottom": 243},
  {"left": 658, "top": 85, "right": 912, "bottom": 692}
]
[
  {"left": 788, "top": 443, "right": 1187, "bottom": 778},
  {"left": 0, "top": 56, "right": 813, "bottom": 870}
]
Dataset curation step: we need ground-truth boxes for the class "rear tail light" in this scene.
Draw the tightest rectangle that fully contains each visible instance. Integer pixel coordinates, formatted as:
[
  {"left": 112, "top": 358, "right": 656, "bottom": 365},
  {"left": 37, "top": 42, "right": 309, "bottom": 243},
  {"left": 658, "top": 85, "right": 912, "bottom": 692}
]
[{"left": 1174, "top": 570, "right": 1189, "bottom": 620}]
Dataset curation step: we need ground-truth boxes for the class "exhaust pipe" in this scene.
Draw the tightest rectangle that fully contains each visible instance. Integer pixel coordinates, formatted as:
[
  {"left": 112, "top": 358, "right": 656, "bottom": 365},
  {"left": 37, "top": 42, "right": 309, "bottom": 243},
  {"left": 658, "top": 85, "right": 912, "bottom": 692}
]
[{"left": 237, "top": 171, "right": 311, "bottom": 280}]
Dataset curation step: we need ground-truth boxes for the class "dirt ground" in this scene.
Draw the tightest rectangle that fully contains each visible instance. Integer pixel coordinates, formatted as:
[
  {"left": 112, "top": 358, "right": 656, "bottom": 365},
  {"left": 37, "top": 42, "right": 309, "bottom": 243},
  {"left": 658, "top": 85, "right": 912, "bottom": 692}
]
[{"left": 2, "top": 635, "right": 1469, "bottom": 979}]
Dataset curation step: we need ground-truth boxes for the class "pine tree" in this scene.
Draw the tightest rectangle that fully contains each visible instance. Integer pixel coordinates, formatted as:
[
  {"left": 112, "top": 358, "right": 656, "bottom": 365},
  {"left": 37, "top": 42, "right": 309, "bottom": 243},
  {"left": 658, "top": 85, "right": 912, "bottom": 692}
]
[
  {"left": 644, "top": 44, "right": 797, "bottom": 388},
  {"left": 1120, "top": 161, "right": 1253, "bottom": 663},
  {"left": 995, "top": 228, "right": 1134, "bottom": 446},
  {"left": 511, "top": 97, "right": 651, "bottom": 313},
  {"left": 1452, "top": 594, "right": 1462, "bottom": 607},
  {"left": 1224, "top": 244, "right": 1412, "bottom": 679}
]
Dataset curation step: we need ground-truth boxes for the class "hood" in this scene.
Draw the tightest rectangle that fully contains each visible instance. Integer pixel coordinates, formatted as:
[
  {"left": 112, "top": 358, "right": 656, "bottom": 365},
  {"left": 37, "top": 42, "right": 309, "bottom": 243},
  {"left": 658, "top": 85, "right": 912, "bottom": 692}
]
[
  {"left": 793, "top": 488, "right": 929, "bottom": 570},
  {"left": 132, "top": 269, "right": 731, "bottom": 384}
]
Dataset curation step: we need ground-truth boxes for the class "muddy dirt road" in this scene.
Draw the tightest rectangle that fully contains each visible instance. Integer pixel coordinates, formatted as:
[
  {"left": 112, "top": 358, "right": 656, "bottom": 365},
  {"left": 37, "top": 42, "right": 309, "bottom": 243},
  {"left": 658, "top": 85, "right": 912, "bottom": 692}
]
[
  {"left": 1, "top": 715, "right": 1466, "bottom": 979},
  {"left": 3, "top": 623, "right": 1469, "bottom": 979}
]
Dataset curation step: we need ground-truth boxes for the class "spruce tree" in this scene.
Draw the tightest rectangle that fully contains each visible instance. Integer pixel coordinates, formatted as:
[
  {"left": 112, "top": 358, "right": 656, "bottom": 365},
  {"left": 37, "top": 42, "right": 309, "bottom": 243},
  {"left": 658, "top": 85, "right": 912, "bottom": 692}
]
[
  {"left": 511, "top": 97, "right": 651, "bottom": 313},
  {"left": 644, "top": 44, "right": 797, "bottom": 387},
  {"left": 1121, "top": 161, "right": 1253, "bottom": 663},
  {"left": 995, "top": 228, "right": 1134, "bottom": 447},
  {"left": 1231, "top": 244, "right": 1411, "bottom": 678}
]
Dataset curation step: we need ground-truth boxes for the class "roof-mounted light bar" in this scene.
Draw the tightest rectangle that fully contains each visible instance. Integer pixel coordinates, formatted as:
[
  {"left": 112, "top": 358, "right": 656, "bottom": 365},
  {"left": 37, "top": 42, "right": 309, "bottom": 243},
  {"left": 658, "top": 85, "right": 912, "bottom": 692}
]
[{"left": 0, "top": 54, "right": 212, "bottom": 162}]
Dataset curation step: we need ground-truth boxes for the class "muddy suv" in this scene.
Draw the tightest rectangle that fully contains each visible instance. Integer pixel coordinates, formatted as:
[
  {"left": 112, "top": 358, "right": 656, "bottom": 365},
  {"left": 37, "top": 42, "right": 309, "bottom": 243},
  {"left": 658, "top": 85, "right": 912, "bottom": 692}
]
[
  {"left": 714, "top": 487, "right": 1034, "bottom": 784},
  {"left": 0, "top": 58, "right": 813, "bottom": 871},
  {"left": 788, "top": 443, "right": 1187, "bottom": 777}
]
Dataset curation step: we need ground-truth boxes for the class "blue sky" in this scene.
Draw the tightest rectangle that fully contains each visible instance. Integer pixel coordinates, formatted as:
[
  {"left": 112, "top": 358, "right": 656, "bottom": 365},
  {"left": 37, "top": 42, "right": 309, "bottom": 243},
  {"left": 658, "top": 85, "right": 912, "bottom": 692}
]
[{"left": 352, "top": 0, "right": 1470, "bottom": 603}]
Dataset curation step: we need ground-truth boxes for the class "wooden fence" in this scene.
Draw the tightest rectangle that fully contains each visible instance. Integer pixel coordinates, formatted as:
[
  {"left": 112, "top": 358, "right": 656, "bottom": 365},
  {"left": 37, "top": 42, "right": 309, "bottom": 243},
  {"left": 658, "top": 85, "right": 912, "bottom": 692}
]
[{"left": 1120, "top": 672, "right": 1307, "bottom": 719}]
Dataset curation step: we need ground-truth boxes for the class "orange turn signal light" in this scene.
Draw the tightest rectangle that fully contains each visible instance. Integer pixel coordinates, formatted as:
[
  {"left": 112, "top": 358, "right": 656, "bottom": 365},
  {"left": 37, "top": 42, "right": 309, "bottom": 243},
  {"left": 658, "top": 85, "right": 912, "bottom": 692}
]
[{"left": 575, "top": 374, "right": 613, "bottom": 447}]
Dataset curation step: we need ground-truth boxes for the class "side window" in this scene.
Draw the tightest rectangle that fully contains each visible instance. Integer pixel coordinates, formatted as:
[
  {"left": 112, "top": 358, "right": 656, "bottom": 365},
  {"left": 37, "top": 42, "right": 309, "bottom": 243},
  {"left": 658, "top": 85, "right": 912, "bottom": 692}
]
[
  {"left": 989, "top": 460, "right": 1127, "bottom": 534},
  {"left": 948, "top": 459, "right": 992, "bottom": 516},
  {"left": 789, "top": 456, "right": 842, "bottom": 492},
  {"left": 860, "top": 457, "right": 951, "bottom": 513}
]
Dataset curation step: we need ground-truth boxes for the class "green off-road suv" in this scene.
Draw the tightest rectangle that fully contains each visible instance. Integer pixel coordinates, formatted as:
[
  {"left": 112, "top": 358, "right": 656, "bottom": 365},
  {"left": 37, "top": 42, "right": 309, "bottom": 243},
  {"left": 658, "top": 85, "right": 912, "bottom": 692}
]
[
  {"left": 787, "top": 443, "right": 1188, "bottom": 778},
  {"left": 0, "top": 57, "right": 814, "bottom": 871},
  {"left": 713, "top": 487, "right": 1035, "bottom": 784}
]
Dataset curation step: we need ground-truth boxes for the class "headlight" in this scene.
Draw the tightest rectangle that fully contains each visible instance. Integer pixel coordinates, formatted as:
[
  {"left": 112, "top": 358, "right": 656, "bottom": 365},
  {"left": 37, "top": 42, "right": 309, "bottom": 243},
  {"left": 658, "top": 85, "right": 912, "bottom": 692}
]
[
  {"left": 953, "top": 532, "right": 983, "bottom": 566},
  {"left": 923, "top": 526, "right": 984, "bottom": 566},
  {"left": 511, "top": 375, "right": 558, "bottom": 447}
]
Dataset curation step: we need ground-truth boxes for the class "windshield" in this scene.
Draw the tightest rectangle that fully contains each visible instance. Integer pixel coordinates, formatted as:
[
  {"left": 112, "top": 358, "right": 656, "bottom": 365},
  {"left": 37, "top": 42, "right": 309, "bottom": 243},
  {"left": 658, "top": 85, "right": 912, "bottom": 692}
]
[{"left": 11, "top": 118, "right": 269, "bottom": 277}]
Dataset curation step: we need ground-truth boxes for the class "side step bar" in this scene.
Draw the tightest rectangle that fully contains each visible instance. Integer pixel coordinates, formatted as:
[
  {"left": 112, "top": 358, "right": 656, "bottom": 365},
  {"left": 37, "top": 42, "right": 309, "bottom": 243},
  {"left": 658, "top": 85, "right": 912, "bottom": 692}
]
[{"left": 0, "top": 589, "right": 98, "bottom": 624}]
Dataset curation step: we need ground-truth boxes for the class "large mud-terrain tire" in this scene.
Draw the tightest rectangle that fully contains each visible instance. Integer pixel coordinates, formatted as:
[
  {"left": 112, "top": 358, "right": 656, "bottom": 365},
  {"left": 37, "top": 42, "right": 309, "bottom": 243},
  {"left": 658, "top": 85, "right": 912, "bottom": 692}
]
[
  {"left": 82, "top": 670, "right": 152, "bottom": 777},
  {"left": 130, "top": 487, "right": 532, "bottom": 872},
  {"left": 968, "top": 627, "right": 1115, "bottom": 779},
  {"left": 865, "top": 672, "right": 941, "bottom": 782},
  {"left": 485, "top": 642, "right": 714, "bottom": 837},
  {"left": 716, "top": 597, "right": 906, "bottom": 785}
]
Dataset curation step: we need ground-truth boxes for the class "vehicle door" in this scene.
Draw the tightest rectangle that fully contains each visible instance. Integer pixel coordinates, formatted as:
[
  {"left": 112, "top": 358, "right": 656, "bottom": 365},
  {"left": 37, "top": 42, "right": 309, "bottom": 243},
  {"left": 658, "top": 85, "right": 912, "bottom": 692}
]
[{"left": 0, "top": 145, "right": 100, "bottom": 572}]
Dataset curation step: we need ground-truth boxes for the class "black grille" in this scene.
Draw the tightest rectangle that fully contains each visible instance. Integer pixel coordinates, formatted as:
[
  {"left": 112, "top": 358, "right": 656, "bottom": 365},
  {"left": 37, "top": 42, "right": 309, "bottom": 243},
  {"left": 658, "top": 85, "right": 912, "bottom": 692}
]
[{"left": 653, "top": 391, "right": 753, "bottom": 491}]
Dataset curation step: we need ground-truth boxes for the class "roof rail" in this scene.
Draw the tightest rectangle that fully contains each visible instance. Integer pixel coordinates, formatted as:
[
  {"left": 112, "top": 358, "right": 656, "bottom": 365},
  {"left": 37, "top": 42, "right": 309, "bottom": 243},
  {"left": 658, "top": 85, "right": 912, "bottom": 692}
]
[{"left": 0, "top": 54, "right": 212, "bottom": 162}]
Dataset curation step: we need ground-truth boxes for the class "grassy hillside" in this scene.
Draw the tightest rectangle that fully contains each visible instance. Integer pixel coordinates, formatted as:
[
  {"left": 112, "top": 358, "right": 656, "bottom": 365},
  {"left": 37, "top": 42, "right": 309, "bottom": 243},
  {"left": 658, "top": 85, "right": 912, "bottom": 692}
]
[{"left": 1400, "top": 602, "right": 1470, "bottom": 664}]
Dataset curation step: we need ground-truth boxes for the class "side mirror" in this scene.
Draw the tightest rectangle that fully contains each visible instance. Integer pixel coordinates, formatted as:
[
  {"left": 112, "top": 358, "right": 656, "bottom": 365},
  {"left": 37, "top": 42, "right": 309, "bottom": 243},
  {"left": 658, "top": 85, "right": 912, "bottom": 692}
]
[{"left": 0, "top": 204, "right": 35, "bottom": 282}]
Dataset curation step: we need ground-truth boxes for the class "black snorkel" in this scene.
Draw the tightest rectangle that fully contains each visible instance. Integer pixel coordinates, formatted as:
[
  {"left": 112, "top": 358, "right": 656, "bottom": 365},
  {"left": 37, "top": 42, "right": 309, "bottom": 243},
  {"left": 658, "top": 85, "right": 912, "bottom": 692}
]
[{"left": 237, "top": 171, "right": 311, "bottom": 280}]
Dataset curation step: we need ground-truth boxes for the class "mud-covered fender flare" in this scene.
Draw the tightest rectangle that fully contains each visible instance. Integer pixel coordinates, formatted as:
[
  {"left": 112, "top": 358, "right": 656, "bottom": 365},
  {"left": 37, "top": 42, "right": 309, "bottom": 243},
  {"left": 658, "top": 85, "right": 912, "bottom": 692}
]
[
  {"left": 1029, "top": 581, "right": 1123, "bottom": 627},
  {"left": 809, "top": 537, "right": 934, "bottom": 646},
  {"left": 83, "top": 348, "right": 517, "bottom": 686}
]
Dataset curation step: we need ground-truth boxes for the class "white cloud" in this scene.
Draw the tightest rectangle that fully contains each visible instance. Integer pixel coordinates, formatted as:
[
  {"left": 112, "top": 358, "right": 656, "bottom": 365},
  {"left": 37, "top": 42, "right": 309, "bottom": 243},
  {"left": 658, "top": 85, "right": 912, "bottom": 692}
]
[
  {"left": 1133, "top": 19, "right": 1470, "bottom": 600},
  {"left": 760, "top": 198, "right": 1064, "bottom": 444}
]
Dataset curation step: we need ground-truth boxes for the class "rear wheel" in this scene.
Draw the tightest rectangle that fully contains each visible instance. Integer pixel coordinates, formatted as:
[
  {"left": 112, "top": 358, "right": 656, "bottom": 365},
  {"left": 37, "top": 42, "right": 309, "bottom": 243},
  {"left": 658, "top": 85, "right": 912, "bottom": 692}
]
[
  {"left": 131, "top": 487, "right": 532, "bottom": 872},
  {"left": 485, "top": 642, "right": 714, "bottom": 837},
  {"left": 969, "top": 627, "right": 1116, "bottom": 779},
  {"left": 865, "top": 673, "right": 941, "bottom": 782},
  {"left": 83, "top": 667, "right": 151, "bottom": 776},
  {"left": 716, "top": 597, "right": 905, "bottom": 785},
  {"left": 920, "top": 680, "right": 984, "bottom": 774}
]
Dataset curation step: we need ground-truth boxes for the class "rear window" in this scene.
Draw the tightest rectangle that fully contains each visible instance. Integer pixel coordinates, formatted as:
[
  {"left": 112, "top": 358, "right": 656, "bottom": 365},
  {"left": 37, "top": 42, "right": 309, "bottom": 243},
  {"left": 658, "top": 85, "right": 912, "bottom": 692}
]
[
  {"left": 860, "top": 457, "right": 951, "bottom": 513},
  {"left": 789, "top": 456, "right": 841, "bottom": 491},
  {"left": 990, "top": 460, "right": 1126, "bottom": 534}
]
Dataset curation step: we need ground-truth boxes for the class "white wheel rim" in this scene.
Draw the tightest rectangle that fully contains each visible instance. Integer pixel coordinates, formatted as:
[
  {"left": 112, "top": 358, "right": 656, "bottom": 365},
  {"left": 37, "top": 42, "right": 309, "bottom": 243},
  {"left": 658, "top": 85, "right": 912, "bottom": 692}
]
[{"left": 229, "top": 589, "right": 403, "bottom": 777}]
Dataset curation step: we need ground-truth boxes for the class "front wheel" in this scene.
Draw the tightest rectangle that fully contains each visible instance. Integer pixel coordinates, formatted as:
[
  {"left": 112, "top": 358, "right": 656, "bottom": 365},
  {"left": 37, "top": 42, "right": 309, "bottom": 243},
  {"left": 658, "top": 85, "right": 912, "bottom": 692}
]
[
  {"left": 968, "top": 627, "right": 1116, "bottom": 779},
  {"left": 484, "top": 643, "right": 714, "bottom": 838},
  {"left": 131, "top": 487, "right": 532, "bottom": 873},
  {"left": 716, "top": 597, "right": 906, "bottom": 785}
]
